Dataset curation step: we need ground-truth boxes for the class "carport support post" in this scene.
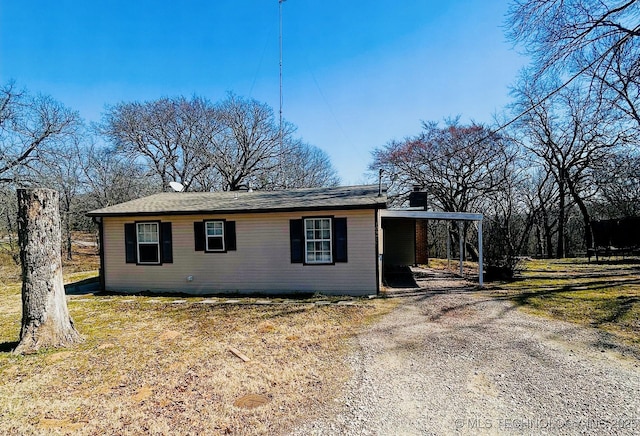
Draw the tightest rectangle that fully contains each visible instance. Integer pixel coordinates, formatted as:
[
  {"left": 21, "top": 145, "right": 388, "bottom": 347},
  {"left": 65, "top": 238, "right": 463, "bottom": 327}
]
[
  {"left": 478, "top": 220, "right": 483, "bottom": 286},
  {"left": 458, "top": 221, "right": 464, "bottom": 276},
  {"left": 446, "top": 222, "right": 451, "bottom": 269}
]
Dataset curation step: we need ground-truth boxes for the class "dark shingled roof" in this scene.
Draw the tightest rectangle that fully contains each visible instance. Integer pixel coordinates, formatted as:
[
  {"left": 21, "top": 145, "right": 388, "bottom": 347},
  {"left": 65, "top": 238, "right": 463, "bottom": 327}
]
[{"left": 87, "top": 185, "right": 388, "bottom": 217}]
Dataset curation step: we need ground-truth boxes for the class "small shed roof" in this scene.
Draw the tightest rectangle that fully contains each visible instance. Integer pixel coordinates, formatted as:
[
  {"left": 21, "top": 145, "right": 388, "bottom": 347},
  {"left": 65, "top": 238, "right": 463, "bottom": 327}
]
[{"left": 87, "top": 184, "right": 388, "bottom": 217}]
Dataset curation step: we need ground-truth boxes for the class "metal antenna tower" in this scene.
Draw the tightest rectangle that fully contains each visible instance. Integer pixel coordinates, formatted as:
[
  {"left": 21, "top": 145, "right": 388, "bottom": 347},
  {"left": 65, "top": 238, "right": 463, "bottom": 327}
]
[{"left": 279, "top": 0, "right": 285, "bottom": 146}]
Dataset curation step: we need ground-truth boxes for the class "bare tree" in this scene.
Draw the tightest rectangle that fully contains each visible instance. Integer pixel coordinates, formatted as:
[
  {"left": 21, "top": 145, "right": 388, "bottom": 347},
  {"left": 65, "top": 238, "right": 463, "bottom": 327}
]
[
  {"left": 590, "top": 34, "right": 640, "bottom": 128},
  {"left": 511, "top": 78, "right": 624, "bottom": 256},
  {"left": 524, "top": 170, "right": 560, "bottom": 258},
  {"left": 0, "top": 187, "right": 19, "bottom": 265},
  {"left": 271, "top": 141, "right": 340, "bottom": 189},
  {"left": 205, "top": 93, "right": 289, "bottom": 191},
  {"left": 0, "top": 81, "right": 83, "bottom": 262},
  {"left": 370, "top": 120, "right": 518, "bottom": 262},
  {"left": 82, "top": 143, "right": 158, "bottom": 208},
  {"left": 0, "top": 81, "right": 80, "bottom": 184},
  {"left": 507, "top": 0, "right": 640, "bottom": 129},
  {"left": 371, "top": 120, "right": 516, "bottom": 212},
  {"left": 593, "top": 150, "right": 640, "bottom": 217},
  {"left": 32, "top": 138, "right": 89, "bottom": 260},
  {"left": 101, "top": 96, "right": 213, "bottom": 191},
  {"left": 102, "top": 92, "right": 340, "bottom": 193}
]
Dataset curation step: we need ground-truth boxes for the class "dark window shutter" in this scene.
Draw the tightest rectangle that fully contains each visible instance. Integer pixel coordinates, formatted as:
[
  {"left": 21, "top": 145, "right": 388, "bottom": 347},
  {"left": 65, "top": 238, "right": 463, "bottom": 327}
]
[
  {"left": 194, "top": 221, "right": 205, "bottom": 251},
  {"left": 124, "top": 223, "right": 137, "bottom": 263},
  {"left": 290, "top": 219, "right": 304, "bottom": 263},
  {"left": 161, "top": 222, "right": 173, "bottom": 263},
  {"left": 334, "top": 217, "right": 348, "bottom": 263},
  {"left": 225, "top": 221, "right": 237, "bottom": 251}
]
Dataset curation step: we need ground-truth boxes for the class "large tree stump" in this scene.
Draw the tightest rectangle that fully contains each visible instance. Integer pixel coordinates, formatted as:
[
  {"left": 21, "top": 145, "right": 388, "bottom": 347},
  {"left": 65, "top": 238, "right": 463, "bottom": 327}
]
[{"left": 13, "top": 189, "right": 82, "bottom": 354}]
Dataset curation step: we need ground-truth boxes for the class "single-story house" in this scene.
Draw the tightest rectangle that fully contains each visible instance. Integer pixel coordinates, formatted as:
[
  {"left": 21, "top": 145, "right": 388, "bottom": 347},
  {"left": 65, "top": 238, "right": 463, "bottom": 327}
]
[{"left": 87, "top": 184, "right": 483, "bottom": 296}]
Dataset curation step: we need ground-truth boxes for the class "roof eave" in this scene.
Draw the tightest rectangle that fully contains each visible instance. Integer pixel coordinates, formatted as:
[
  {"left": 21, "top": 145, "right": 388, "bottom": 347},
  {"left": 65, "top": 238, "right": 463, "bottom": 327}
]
[{"left": 86, "top": 202, "right": 388, "bottom": 218}]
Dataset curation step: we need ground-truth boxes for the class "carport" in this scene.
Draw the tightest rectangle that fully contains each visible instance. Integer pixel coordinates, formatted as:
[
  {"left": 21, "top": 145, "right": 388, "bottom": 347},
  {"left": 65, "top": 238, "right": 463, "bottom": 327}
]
[{"left": 380, "top": 210, "right": 484, "bottom": 286}]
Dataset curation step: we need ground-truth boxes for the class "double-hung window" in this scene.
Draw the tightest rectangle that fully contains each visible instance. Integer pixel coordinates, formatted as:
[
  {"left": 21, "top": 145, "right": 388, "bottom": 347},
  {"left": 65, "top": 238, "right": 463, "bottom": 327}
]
[
  {"left": 137, "top": 222, "right": 160, "bottom": 264},
  {"left": 206, "top": 220, "right": 225, "bottom": 252},
  {"left": 125, "top": 221, "right": 172, "bottom": 265},
  {"left": 305, "top": 218, "right": 332, "bottom": 263},
  {"left": 193, "top": 220, "right": 236, "bottom": 253},
  {"left": 290, "top": 217, "right": 347, "bottom": 265}
]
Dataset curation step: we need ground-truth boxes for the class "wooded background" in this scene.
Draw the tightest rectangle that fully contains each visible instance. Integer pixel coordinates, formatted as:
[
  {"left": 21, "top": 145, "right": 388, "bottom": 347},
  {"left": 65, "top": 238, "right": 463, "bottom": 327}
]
[{"left": 1, "top": 0, "right": 638, "bottom": 274}]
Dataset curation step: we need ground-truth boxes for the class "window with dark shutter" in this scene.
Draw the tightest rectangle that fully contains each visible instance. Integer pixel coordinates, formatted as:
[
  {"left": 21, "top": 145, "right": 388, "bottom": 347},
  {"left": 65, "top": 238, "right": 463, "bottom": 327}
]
[
  {"left": 161, "top": 222, "right": 173, "bottom": 263},
  {"left": 290, "top": 219, "right": 304, "bottom": 263},
  {"left": 125, "top": 223, "right": 137, "bottom": 263},
  {"left": 195, "top": 220, "right": 237, "bottom": 253},
  {"left": 194, "top": 221, "right": 205, "bottom": 251},
  {"left": 125, "top": 221, "right": 170, "bottom": 265},
  {"left": 291, "top": 217, "right": 347, "bottom": 265},
  {"left": 333, "top": 217, "right": 348, "bottom": 262},
  {"left": 225, "top": 221, "right": 237, "bottom": 251}
]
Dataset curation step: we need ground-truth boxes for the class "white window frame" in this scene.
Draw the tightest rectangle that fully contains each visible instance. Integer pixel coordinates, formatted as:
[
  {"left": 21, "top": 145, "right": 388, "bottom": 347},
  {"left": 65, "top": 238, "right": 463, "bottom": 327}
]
[
  {"left": 205, "top": 220, "right": 225, "bottom": 252},
  {"left": 304, "top": 218, "right": 332, "bottom": 264},
  {"left": 136, "top": 222, "right": 160, "bottom": 265}
]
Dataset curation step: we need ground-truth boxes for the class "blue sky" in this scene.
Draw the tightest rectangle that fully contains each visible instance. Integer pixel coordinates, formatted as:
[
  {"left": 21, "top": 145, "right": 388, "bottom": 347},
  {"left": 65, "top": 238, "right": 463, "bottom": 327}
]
[{"left": 0, "top": 1, "right": 526, "bottom": 184}]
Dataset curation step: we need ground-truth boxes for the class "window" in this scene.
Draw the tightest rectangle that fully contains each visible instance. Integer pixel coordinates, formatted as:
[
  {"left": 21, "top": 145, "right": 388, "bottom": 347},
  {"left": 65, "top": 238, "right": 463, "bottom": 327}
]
[
  {"left": 206, "top": 220, "right": 225, "bottom": 251},
  {"left": 137, "top": 222, "right": 160, "bottom": 264},
  {"left": 305, "top": 218, "right": 332, "bottom": 263},
  {"left": 194, "top": 220, "right": 236, "bottom": 253},
  {"left": 124, "top": 222, "right": 172, "bottom": 265},
  {"left": 290, "top": 217, "right": 347, "bottom": 264}
]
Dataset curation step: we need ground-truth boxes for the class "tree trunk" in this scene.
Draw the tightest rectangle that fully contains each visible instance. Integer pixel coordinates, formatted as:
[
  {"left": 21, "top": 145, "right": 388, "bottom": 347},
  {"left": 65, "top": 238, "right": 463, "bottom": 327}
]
[
  {"left": 65, "top": 212, "right": 73, "bottom": 261},
  {"left": 535, "top": 222, "right": 543, "bottom": 257},
  {"left": 450, "top": 227, "right": 479, "bottom": 262},
  {"left": 3, "top": 205, "right": 20, "bottom": 265},
  {"left": 556, "top": 181, "right": 566, "bottom": 258},
  {"left": 566, "top": 176, "right": 593, "bottom": 250},
  {"left": 516, "top": 213, "right": 534, "bottom": 256},
  {"left": 540, "top": 206, "right": 554, "bottom": 259},
  {"left": 13, "top": 189, "right": 82, "bottom": 355}
]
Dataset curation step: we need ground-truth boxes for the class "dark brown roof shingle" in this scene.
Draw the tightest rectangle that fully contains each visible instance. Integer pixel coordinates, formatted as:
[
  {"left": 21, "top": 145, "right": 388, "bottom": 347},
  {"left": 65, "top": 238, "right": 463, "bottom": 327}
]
[{"left": 87, "top": 185, "right": 387, "bottom": 217}]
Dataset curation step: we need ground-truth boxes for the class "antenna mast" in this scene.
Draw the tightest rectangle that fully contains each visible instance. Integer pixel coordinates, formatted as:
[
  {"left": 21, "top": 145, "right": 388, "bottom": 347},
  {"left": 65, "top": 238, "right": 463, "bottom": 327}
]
[{"left": 279, "top": 0, "right": 285, "bottom": 146}]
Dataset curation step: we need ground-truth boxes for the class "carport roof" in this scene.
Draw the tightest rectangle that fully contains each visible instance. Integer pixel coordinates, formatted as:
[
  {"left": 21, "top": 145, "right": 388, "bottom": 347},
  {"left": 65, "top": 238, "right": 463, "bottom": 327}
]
[
  {"left": 381, "top": 209, "right": 483, "bottom": 221},
  {"left": 381, "top": 208, "right": 484, "bottom": 286}
]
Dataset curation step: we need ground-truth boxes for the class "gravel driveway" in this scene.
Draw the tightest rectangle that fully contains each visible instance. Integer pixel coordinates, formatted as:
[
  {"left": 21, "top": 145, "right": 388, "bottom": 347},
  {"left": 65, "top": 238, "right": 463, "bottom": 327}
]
[{"left": 293, "top": 271, "right": 640, "bottom": 435}]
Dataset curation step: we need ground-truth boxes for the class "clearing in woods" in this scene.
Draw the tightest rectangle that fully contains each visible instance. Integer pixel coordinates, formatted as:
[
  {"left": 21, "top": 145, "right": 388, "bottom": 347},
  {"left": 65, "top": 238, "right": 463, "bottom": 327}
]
[{"left": 0, "top": 240, "right": 638, "bottom": 434}]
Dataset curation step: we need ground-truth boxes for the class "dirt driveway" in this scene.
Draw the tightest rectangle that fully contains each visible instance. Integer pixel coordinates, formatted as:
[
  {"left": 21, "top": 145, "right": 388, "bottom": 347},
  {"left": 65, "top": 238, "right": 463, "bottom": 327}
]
[{"left": 293, "top": 272, "right": 640, "bottom": 435}]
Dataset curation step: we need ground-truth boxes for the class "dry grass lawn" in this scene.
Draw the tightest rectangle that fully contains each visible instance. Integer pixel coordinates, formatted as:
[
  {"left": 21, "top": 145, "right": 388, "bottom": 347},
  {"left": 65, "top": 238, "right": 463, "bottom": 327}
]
[
  {"left": 487, "top": 258, "right": 640, "bottom": 351},
  {"left": 7, "top": 238, "right": 637, "bottom": 433},
  {"left": 0, "top": 238, "right": 396, "bottom": 435}
]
